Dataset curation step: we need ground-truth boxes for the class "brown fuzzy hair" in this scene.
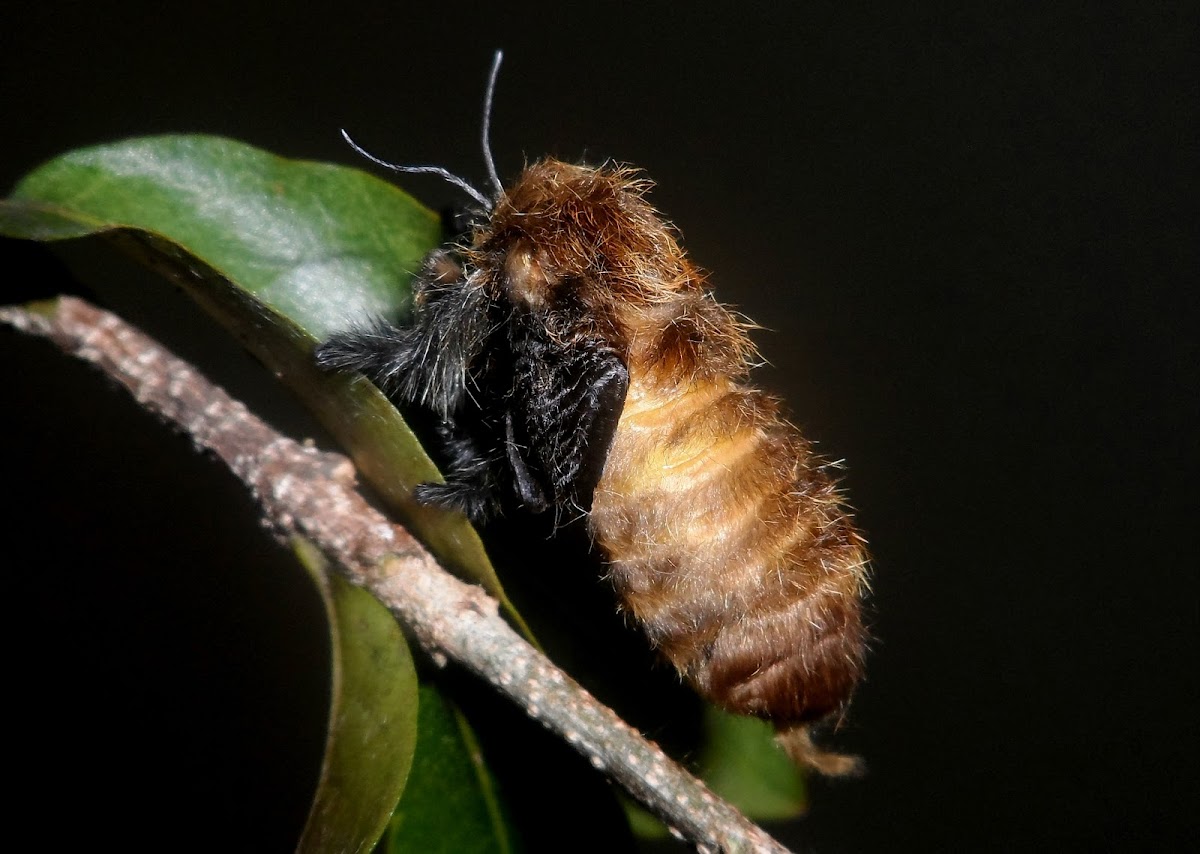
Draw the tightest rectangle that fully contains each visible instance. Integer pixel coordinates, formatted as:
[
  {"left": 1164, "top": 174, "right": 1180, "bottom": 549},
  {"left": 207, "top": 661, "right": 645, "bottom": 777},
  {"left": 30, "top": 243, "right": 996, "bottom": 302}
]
[{"left": 468, "top": 159, "right": 871, "bottom": 773}]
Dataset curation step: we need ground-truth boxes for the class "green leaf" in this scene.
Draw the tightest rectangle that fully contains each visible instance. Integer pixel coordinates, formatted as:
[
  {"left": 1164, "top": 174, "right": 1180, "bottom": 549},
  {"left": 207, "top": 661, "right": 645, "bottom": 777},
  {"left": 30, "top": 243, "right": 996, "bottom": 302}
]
[
  {"left": 696, "top": 705, "right": 807, "bottom": 821},
  {"left": 6, "top": 135, "right": 436, "bottom": 333},
  {"left": 0, "top": 135, "right": 531, "bottom": 638},
  {"left": 382, "top": 685, "right": 518, "bottom": 854},
  {"left": 294, "top": 539, "right": 420, "bottom": 854}
]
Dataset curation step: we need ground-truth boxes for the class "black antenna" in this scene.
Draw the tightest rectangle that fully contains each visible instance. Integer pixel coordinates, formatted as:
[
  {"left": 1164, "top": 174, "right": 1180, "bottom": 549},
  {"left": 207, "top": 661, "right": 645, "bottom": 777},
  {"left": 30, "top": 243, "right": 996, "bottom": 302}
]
[
  {"left": 482, "top": 50, "right": 504, "bottom": 198},
  {"left": 340, "top": 51, "right": 507, "bottom": 209}
]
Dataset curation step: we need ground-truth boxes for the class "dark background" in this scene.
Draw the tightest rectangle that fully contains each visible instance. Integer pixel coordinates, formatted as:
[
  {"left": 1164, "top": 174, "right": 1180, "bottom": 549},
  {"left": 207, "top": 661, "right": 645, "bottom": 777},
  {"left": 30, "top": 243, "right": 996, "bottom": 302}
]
[{"left": 2, "top": 3, "right": 1195, "bottom": 851}]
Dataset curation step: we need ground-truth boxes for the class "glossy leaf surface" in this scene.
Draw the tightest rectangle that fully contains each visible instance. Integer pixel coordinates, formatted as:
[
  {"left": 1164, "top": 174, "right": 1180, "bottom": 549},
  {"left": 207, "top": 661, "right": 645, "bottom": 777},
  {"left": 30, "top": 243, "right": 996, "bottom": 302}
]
[{"left": 1, "top": 135, "right": 525, "bottom": 630}]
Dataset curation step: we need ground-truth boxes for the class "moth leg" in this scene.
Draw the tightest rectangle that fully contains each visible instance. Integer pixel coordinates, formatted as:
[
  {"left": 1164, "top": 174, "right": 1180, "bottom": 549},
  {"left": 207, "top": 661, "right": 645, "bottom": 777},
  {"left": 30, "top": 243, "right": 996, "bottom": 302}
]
[
  {"left": 314, "top": 250, "right": 458, "bottom": 368},
  {"left": 313, "top": 318, "right": 421, "bottom": 394},
  {"left": 315, "top": 248, "right": 493, "bottom": 416},
  {"left": 509, "top": 338, "right": 629, "bottom": 515},
  {"left": 409, "top": 419, "right": 504, "bottom": 522},
  {"left": 414, "top": 468, "right": 502, "bottom": 522},
  {"left": 549, "top": 348, "right": 629, "bottom": 510},
  {"left": 506, "top": 412, "right": 551, "bottom": 513}
]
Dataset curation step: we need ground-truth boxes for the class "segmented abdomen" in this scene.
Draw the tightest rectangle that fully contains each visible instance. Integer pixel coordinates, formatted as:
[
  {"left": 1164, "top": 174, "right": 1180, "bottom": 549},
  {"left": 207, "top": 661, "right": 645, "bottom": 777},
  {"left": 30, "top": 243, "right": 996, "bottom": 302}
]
[{"left": 590, "top": 374, "right": 868, "bottom": 725}]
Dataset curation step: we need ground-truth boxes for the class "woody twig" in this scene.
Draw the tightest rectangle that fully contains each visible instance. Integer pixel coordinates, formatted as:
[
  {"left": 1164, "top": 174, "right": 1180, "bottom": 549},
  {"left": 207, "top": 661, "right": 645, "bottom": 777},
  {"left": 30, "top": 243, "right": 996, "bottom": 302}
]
[{"left": 1, "top": 296, "right": 790, "bottom": 854}]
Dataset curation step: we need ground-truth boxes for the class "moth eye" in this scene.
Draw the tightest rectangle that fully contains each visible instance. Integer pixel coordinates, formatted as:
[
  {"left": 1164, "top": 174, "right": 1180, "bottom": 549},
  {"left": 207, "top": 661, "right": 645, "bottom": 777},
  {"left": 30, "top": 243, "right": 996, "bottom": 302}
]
[{"left": 427, "top": 253, "right": 463, "bottom": 285}]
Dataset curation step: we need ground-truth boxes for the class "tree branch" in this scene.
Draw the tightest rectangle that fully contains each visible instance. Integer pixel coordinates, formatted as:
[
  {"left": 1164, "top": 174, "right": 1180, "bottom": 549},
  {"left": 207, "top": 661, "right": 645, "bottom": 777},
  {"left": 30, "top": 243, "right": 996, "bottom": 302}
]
[{"left": 1, "top": 296, "right": 791, "bottom": 854}]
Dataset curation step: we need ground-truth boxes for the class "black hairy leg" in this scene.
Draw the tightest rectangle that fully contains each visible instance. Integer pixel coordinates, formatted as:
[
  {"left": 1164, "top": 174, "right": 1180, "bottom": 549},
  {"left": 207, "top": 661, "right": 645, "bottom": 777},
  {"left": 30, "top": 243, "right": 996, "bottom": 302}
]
[
  {"left": 412, "top": 419, "right": 505, "bottom": 521},
  {"left": 313, "top": 317, "right": 418, "bottom": 396},
  {"left": 314, "top": 249, "right": 494, "bottom": 415},
  {"left": 503, "top": 312, "right": 629, "bottom": 519}
]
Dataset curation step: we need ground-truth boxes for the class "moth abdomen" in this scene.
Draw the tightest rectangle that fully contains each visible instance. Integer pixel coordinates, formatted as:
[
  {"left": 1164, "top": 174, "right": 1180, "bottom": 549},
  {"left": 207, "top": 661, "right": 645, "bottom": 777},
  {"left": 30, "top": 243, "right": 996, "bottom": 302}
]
[{"left": 590, "top": 374, "right": 868, "bottom": 771}]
